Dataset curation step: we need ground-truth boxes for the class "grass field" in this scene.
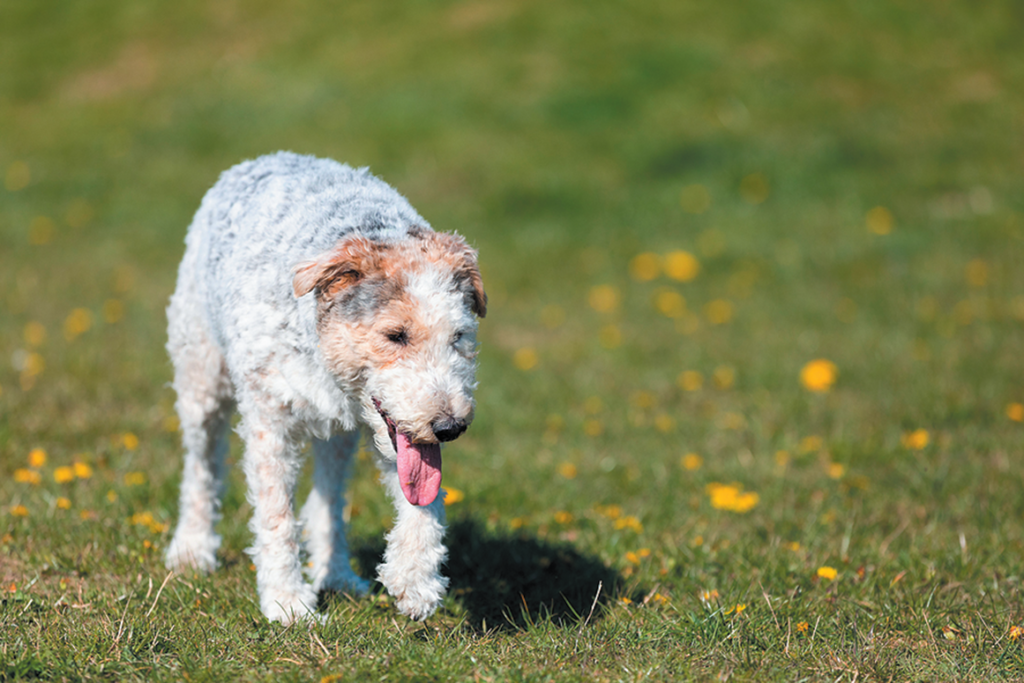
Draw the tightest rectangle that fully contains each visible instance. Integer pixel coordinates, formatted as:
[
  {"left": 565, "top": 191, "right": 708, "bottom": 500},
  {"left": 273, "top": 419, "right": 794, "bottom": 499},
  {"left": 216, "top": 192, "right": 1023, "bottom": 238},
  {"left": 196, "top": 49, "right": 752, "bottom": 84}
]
[{"left": 3, "top": 0, "right": 1024, "bottom": 680}]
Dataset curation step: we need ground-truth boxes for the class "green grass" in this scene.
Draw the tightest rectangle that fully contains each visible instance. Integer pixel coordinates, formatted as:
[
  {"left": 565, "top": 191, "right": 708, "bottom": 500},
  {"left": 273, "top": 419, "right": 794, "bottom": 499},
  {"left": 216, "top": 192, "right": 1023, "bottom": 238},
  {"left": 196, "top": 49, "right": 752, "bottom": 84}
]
[{"left": 3, "top": 0, "right": 1024, "bottom": 680}]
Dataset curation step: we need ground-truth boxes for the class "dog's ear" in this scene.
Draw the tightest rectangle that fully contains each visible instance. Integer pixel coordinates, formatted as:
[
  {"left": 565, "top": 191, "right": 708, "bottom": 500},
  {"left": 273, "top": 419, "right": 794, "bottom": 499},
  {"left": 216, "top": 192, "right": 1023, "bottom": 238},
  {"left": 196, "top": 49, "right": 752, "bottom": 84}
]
[
  {"left": 422, "top": 231, "right": 487, "bottom": 318},
  {"left": 292, "top": 236, "right": 382, "bottom": 298}
]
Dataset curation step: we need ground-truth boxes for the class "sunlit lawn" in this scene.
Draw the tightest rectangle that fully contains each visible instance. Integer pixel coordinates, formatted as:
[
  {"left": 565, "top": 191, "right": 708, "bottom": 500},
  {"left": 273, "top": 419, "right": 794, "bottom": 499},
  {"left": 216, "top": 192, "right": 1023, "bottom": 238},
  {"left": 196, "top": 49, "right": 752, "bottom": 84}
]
[{"left": 3, "top": 0, "right": 1024, "bottom": 680}]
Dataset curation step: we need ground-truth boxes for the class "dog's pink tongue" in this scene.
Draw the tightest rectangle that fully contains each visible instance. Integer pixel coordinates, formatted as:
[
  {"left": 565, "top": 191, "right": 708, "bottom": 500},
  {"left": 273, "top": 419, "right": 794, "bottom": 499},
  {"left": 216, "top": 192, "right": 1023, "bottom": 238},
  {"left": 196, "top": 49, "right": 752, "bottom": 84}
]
[{"left": 396, "top": 432, "right": 442, "bottom": 506}]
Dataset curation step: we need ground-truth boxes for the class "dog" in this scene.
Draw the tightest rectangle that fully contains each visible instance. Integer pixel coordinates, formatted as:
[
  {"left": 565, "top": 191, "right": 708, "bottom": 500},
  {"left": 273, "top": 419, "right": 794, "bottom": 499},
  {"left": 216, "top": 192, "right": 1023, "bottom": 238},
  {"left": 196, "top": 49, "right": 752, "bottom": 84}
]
[{"left": 163, "top": 152, "right": 486, "bottom": 624}]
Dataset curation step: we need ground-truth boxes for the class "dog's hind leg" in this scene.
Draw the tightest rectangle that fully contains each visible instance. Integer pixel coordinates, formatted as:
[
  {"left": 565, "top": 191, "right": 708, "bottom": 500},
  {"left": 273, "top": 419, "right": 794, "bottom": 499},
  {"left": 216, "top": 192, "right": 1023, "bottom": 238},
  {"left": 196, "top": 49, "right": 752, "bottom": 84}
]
[
  {"left": 376, "top": 464, "right": 449, "bottom": 620},
  {"left": 164, "top": 296, "right": 234, "bottom": 574},
  {"left": 301, "top": 432, "right": 372, "bottom": 596}
]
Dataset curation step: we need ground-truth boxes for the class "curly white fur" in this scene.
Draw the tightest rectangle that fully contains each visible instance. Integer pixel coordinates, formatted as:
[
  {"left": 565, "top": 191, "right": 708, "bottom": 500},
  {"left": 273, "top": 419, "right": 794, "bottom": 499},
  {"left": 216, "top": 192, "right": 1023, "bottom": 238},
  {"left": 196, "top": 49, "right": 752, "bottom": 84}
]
[{"left": 164, "top": 152, "right": 484, "bottom": 625}]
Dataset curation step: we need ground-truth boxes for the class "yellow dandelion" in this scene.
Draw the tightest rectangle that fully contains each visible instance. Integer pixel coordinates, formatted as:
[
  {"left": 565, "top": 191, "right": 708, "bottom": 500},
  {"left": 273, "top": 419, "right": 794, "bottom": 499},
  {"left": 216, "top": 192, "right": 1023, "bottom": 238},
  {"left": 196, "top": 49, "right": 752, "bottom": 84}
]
[
  {"left": 1010, "top": 625, "right": 1023, "bottom": 641},
  {"left": 106, "top": 490, "right": 118, "bottom": 503},
  {"left": 63, "top": 308, "right": 93, "bottom": 341},
  {"left": 629, "top": 253, "right": 661, "bottom": 281},
  {"left": 707, "top": 482, "right": 739, "bottom": 508},
  {"left": 712, "top": 365, "right": 736, "bottom": 390},
  {"left": 80, "top": 510, "right": 97, "bottom": 521},
  {"left": 124, "top": 472, "right": 146, "bottom": 486},
  {"left": 700, "top": 589, "right": 719, "bottom": 602},
  {"left": 22, "top": 352, "right": 45, "bottom": 378},
  {"left": 706, "top": 482, "right": 758, "bottom": 513},
  {"left": 786, "top": 541, "right": 801, "bottom": 552},
  {"left": 509, "top": 517, "right": 526, "bottom": 530},
  {"left": 729, "top": 603, "right": 747, "bottom": 615},
  {"left": 56, "top": 497, "right": 71, "bottom": 510},
  {"left": 73, "top": 462, "right": 93, "bottom": 479},
  {"left": 625, "top": 551, "right": 640, "bottom": 565},
  {"left": 130, "top": 511, "right": 154, "bottom": 526},
  {"left": 650, "top": 592, "right": 669, "bottom": 606},
  {"left": 800, "top": 359, "right": 838, "bottom": 393},
  {"left": 827, "top": 463, "right": 846, "bottom": 480},
  {"left": 615, "top": 516, "right": 643, "bottom": 532},
  {"left": 557, "top": 462, "right": 578, "bottom": 479},
  {"left": 900, "top": 429, "right": 929, "bottom": 450},
  {"left": 653, "top": 288, "right": 686, "bottom": 318},
  {"left": 664, "top": 250, "right": 700, "bottom": 282},
  {"left": 677, "top": 370, "right": 703, "bottom": 392},
  {"left": 631, "top": 391, "right": 655, "bottom": 409},
  {"left": 554, "top": 511, "right": 574, "bottom": 525},
  {"left": 796, "top": 621, "right": 809, "bottom": 633},
  {"left": 28, "top": 448, "right": 47, "bottom": 468},
  {"left": 443, "top": 487, "right": 464, "bottom": 505},
  {"left": 595, "top": 504, "right": 622, "bottom": 520},
  {"left": 513, "top": 347, "right": 538, "bottom": 371},
  {"left": 691, "top": 535, "right": 704, "bottom": 547},
  {"left": 654, "top": 413, "right": 675, "bottom": 433},
  {"left": 588, "top": 284, "right": 621, "bottom": 312},
  {"left": 14, "top": 468, "right": 42, "bottom": 485},
  {"left": 24, "top": 322, "right": 46, "bottom": 347},
  {"left": 704, "top": 299, "right": 733, "bottom": 325},
  {"left": 817, "top": 566, "right": 838, "bottom": 581},
  {"left": 1006, "top": 403, "right": 1024, "bottom": 422},
  {"left": 681, "top": 453, "right": 703, "bottom": 471},
  {"left": 11, "top": 505, "right": 29, "bottom": 517},
  {"left": 731, "top": 491, "right": 759, "bottom": 513},
  {"left": 720, "top": 412, "right": 745, "bottom": 430},
  {"left": 619, "top": 596, "right": 633, "bottom": 605},
  {"left": 121, "top": 433, "right": 139, "bottom": 450},
  {"left": 965, "top": 259, "right": 988, "bottom": 288},
  {"left": 680, "top": 184, "right": 711, "bottom": 214},
  {"left": 799, "top": 435, "right": 823, "bottom": 453},
  {"left": 638, "top": 548, "right": 651, "bottom": 558},
  {"left": 866, "top": 206, "right": 894, "bottom": 235},
  {"left": 54, "top": 466, "right": 75, "bottom": 484}
]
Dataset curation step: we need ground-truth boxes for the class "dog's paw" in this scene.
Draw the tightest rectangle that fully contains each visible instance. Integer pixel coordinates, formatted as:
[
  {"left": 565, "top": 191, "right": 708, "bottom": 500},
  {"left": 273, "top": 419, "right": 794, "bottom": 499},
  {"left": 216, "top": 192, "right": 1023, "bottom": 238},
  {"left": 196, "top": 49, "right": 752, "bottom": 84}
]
[
  {"left": 262, "top": 585, "right": 321, "bottom": 625},
  {"left": 394, "top": 588, "right": 444, "bottom": 621},
  {"left": 165, "top": 531, "right": 220, "bottom": 573},
  {"left": 378, "top": 563, "right": 448, "bottom": 620}
]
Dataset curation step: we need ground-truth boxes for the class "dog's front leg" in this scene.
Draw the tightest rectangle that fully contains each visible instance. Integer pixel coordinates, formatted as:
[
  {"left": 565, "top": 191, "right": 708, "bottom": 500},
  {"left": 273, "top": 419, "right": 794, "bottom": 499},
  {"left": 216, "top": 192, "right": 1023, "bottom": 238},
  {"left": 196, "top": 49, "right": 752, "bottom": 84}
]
[
  {"left": 301, "top": 432, "right": 371, "bottom": 596},
  {"left": 239, "top": 409, "right": 318, "bottom": 625},
  {"left": 376, "top": 464, "right": 449, "bottom": 620}
]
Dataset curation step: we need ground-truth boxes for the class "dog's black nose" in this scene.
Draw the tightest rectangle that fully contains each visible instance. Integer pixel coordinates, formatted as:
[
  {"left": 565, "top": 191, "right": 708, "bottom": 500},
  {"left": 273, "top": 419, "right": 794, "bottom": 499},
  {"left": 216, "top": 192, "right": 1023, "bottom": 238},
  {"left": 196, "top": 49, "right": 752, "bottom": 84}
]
[{"left": 432, "top": 417, "right": 467, "bottom": 442}]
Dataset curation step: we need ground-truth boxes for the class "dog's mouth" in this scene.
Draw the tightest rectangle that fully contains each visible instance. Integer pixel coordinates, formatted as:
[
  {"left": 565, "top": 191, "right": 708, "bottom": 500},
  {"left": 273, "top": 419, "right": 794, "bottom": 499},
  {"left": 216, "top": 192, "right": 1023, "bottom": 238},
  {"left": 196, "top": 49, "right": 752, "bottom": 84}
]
[{"left": 372, "top": 397, "right": 442, "bottom": 507}]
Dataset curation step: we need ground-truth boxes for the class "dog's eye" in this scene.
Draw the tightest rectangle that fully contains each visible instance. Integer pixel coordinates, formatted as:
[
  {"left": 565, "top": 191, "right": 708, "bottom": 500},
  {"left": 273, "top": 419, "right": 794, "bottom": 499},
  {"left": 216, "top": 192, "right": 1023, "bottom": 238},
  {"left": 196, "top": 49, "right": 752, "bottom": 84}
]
[
  {"left": 453, "top": 331, "right": 464, "bottom": 344},
  {"left": 385, "top": 329, "right": 408, "bottom": 345}
]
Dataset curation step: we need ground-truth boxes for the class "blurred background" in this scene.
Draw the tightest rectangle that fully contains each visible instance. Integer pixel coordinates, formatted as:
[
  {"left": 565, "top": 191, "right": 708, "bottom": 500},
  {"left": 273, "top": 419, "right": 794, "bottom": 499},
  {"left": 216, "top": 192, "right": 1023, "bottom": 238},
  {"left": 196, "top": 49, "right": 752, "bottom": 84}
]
[{"left": 2, "top": 0, "right": 1023, "bottom": 583}]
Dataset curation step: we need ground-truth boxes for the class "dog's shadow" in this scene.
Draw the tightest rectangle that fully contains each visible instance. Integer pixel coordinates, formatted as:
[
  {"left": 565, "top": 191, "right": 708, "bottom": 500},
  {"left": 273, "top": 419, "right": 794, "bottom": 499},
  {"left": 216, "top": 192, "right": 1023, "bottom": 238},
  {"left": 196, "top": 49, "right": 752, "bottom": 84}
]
[{"left": 351, "top": 518, "right": 621, "bottom": 631}]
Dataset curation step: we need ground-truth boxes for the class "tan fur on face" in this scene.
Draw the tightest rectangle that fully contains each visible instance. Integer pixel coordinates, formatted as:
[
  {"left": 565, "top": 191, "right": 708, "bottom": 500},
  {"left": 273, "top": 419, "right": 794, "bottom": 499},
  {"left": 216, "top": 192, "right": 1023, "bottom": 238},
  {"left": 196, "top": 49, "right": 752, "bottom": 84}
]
[
  {"left": 293, "top": 231, "right": 486, "bottom": 318},
  {"left": 296, "top": 231, "right": 483, "bottom": 444}
]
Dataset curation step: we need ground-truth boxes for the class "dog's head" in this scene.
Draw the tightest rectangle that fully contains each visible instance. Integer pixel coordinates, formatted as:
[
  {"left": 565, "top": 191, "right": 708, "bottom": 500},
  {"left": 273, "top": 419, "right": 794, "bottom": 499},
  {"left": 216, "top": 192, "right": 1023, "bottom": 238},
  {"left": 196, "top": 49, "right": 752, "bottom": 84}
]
[{"left": 293, "top": 229, "right": 486, "bottom": 506}]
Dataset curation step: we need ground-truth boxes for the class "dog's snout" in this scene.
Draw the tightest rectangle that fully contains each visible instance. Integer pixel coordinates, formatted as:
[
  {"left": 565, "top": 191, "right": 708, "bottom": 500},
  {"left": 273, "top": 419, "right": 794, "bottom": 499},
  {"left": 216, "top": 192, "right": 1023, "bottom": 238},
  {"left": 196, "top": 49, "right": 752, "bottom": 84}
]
[{"left": 431, "top": 417, "right": 467, "bottom": 443}]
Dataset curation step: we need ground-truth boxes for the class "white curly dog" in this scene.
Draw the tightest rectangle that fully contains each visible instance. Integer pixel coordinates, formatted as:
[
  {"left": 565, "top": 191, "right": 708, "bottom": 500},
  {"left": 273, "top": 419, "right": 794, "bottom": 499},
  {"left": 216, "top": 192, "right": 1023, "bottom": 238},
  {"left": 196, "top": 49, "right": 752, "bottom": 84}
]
[{"left": 163, "top": 152, "right": 486, "bottom": 624}]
